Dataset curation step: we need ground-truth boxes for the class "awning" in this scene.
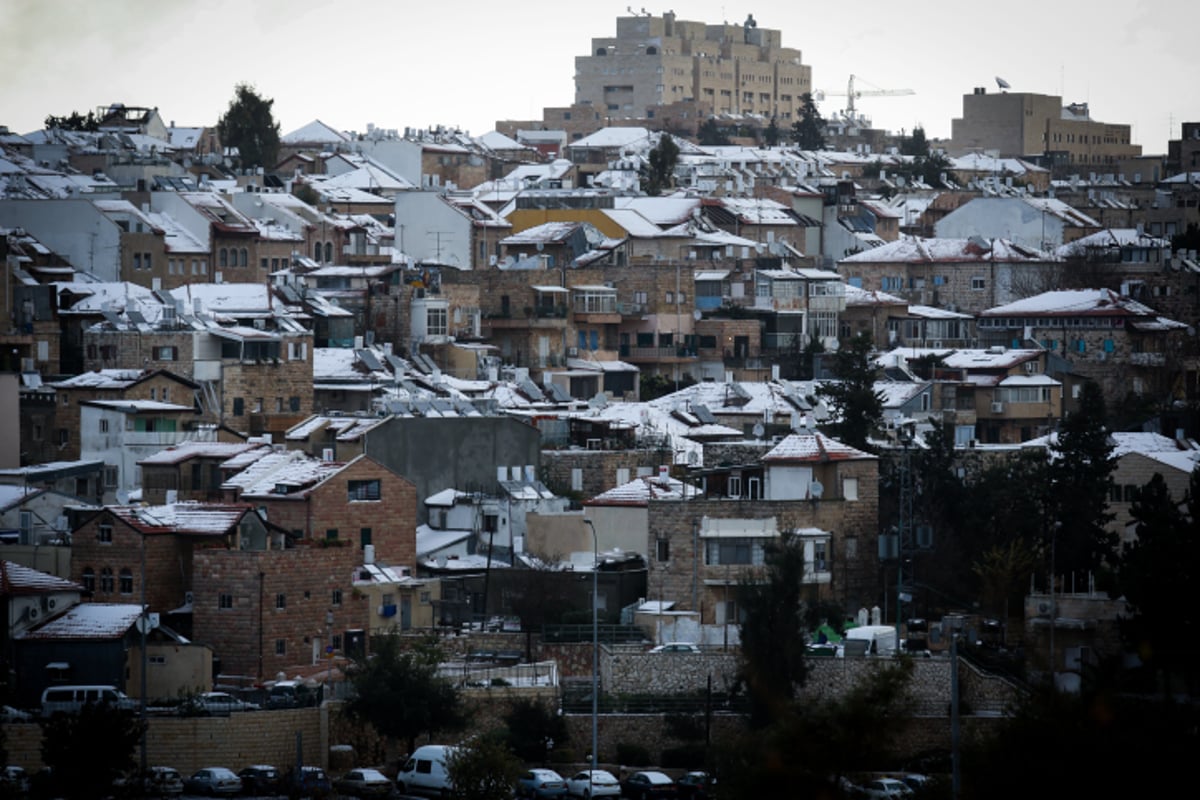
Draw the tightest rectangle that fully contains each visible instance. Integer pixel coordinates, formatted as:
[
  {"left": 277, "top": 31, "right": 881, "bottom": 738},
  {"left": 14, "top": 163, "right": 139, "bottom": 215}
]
[{"left": 531, "top": 285, "right": 568, "bottom": 293}]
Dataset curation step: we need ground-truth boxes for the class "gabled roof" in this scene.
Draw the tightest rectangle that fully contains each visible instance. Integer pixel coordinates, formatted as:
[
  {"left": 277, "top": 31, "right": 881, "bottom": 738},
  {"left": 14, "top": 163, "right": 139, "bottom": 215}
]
[
  {"left": 841, "top": 236, "right": 1049, "bottom": 264},
  {"left": 19, "top": 602, "right": 141, "bottom": 640},
  {"left": 981, "top": 288, "right": 1162, "bottom": 318},
  {"left": 107, "top": 502, "right": 251, "bottom": 536},
  {"left": 586, "top": 475, "right": 699, "bottom": 507},
  {"left": 281, "top": 119, "right": 350, "bottom": 145},
  {"left": 762, "top": 432, "right": 876, "bottom": 462},
  {"left": 0, "top": 561, "right": 82, "bottom": 596}
]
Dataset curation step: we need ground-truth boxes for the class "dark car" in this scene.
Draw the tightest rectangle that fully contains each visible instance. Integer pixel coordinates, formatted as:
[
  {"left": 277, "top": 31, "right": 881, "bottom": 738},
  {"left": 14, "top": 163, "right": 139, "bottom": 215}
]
[
  {"left": 238, "top": 764, "right": 281, "bottom": 795},
  {"left": 620, "top": 771, "right": 676, "bottom": 800},
  {"left": 675, "top": 771, "right": 715, "bottom": 800},
  {"left": 282, "top": 765, "right": 333, "bottom": 799}
]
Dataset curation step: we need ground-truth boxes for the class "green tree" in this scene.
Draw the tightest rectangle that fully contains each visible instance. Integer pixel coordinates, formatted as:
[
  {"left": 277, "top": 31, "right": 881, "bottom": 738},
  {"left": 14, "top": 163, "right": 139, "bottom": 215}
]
[
  {"left": 1117, "top": 468, "right": 1200, "bottom": 696},
  {"left": 640, "top": 134, "right": 680, "bottom": 196},
  {"left": 789, "top": 93, "right": 826, "bottom": 150},
  {"left": 1045, "top": 381, "right": 1118, "bottom": 582},
  {"left": 763, "top": 117, "right": 781, "bottom": 147},
  {"left": 816, "top": 333, "right": 883, "bottom": 452},
  {"left": 502, "top": 697, "right": 568, "bottom": 762},
  {"left": 39, "top": 702, "right": 145, "bottom": 799},
  {"left": 44, "top": 110, "right": 99, "bottom": 131},
  {"left": 446, "top": 732, "right": 523, "bottom": 800},
  {"left": 342, "top": 635, "right": 467, "bottom": 755},
  {"left": 898, "top": 126, "right": 930, "bottom": 157},
  {"left": 217, "top": 82, "right": 282, "bottom": 170},
  {"left": 697, "top": 118, "right": 730, "bottom": 146},
  {"left": 737, "top": 532, "right": 810, "bottom": 727}
]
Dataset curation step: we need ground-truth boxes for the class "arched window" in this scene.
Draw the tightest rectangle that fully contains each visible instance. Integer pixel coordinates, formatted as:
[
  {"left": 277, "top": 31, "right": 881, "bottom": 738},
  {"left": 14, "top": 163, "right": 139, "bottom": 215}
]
[
  {"left": 99, "top": 567, "right": 114, "bottom": 594},
  {"left": 324, "top": 242, "right": 333, "bottom": 263},
  {"left": 81, "top": 567, "right": 95, "bottom": 593},
  {"left": 119, "top": 568, "right": 133, "bottom": 594},
  {"left": 219, "top": 248, "right": 229, "bottom": 268},
  {"left": 314, "top": 242, "right": 322, "bottom": 262},
  {"left": 239, "top": 248, "right": 248, "bottom": 267}
]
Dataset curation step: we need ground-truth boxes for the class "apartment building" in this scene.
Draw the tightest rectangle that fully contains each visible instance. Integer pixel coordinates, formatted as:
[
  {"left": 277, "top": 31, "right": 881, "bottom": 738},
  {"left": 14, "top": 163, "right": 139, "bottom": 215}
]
[{"left": 574, "top": 12, "right": 812, "bottom": 124}]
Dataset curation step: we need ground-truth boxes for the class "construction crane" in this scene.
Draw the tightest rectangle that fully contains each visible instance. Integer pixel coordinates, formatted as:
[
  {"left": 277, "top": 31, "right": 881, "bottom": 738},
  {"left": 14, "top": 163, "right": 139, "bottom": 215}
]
[{"left": 814, "top": 74, "right": 915, "bottom": 125}]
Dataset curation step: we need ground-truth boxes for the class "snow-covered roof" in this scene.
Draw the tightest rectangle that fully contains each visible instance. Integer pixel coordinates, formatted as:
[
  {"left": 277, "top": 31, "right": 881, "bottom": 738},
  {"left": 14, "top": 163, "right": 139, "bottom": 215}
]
[
  {"left": 763, "top": 432, "right": 876, "bottom": 462},
  {"left": 843, "top": 284, "right": 907, "bottom": 306},
  {"left": 841, "top": 236, "right": 1049, "bottom": 264},
  {"left": 281, "top": 119, "right": 350, "bottom": 145},
  {"left": 981, "top": 289, "right": 1160, "bottom": 318},
  {"left": 138, "top": 441, "right": 267, "bottom": 466},
  {"left": 1056, "top": 228, "right": 1170, "bottom": 258},
  {"left": 0, "top": 484, "right": 41, "bottom": 511},
  {"left": 415, "top": 525, "right": 473, "bottom": 558},
  {"left": 0, "top": 561, "right": 82, "bottom": 595},
  {"left": 19, "top": 603, "right": 141, "bottom": 640},
  {"left": 425, "top": 488, "right": 468, "bottom": 507},
  {"left": 569, "top": 127, "right": 653, "bottom": 149},
  {"left": 586, "top": 475, "right": 699, "bottom": 506},
  {"left": 108, "top": 502, "right": 248, "bottom": 536},
  {"left": 222, "top": 450, "right": 345, "bottom": 496}
]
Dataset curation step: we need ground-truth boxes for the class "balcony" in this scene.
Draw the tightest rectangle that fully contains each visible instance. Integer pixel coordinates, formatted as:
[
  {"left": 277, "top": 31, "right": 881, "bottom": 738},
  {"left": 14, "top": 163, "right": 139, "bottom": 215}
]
[
  {"left": 619, "top": 346, "right": 698, "bottom": 363},
  {"left": 1128, "top": 351, "right": 1165, "bottom": 367}
]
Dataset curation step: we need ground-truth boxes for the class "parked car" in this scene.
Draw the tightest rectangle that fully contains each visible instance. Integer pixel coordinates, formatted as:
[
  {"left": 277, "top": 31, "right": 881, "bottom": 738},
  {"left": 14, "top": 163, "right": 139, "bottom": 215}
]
[
  {"left": 0, "top": 704, "right": 32, "bottom": 722},
  {"left": 282, "top": 765, "right": 333, "bottom": 798},
  {"left": 675, "top": 771, "right": 715, "bottom": 800},
  {"left": 516, "top": 768, "right": 568, "bottom": 799},
  {"left": 565, "top": 769, "right": 620, "bottom": 798},
  {"left": 141, "top": 766, "right": 184, "bottom": 797},
  {"left": 183, "top": 767, "right": 242, "bottom": 796},
  {"left": 334, "top": 768, "right": 394, "bottom": 798},
  {"left": 40, "top": 684, "right": 137, "bottom": 716},
  {"left": 621, "top": 771, "right": 676, "bottom": 800},
  {"left": 648, "top": 642, "right": 701, "bottom": 654},
  {"left": 1, "top": 765, "right": 31, "bottom": 795},
  {"left": 861, "top": 777, "right": 914, "bottom": 798},
  {"left": 237, "top": 764, "right": 282, "bottom": 795},
  {"left": 266, "top": 680, "right": 317, "bottom": 709},
  {"left": 182, "top": 691, "right": 260, "bottom": 715}
]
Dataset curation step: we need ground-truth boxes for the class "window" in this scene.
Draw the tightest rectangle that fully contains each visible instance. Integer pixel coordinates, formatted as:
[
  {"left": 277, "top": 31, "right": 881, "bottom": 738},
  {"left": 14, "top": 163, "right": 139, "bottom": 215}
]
[
  {"left": 276, "top": 593, "right": 286, "bottom": 609},
  {"left": 98, "top": 523, "right": 113, "bottom": 543},
  {"left": 656, "top": 539, "right": 670, "bottom": 562},
  {"left": 119, "top": 568, "right": 133, "bottom": 594},
  {"left": 360, "top": 527, "right": 372, "bottom": 547},
  {"left": 82, "top": 567, "right": 95, "bottom": 593},
  {"left": 156, "top": 346, "right": 177, "bottom": 361},
  {"left": 571, "top": 468, "right": 583, "bottom": 492},
  {"left": 99, "top": 567, "right": 114, "bottom": 593},
  {"left": 219, "top": 249, "right": 228, "bottom": 268},
  {"left": 104, "top": 465, "right": 118, "bottom": 489},
  {"left": 331, "top": 589, "right": 343, "bottom": 606},
  {"left": 239, "top": 248, "right": 248, "bottom": 267},
  {"left": 420, "top": 591, "right": 431, "bottom": 604},
  {"left": 326, "top": 528, "right": 339, "bottom": 541},
  {"left": 275, "top": 639, "right": 286, "bottom": 656},
  {"left": 219, "top": 593, "right": 233, "bottom": 610},
  {"left": 705, "top": 538, "right": 766, "bottom": 566},
  {"left": 99, "top": 419, "right": 110, "bottom": 433},
  {"left": 232, "top": 397, "right": 244, "bottom": 416},
  {"left": 348, "top": 480, "right": 381, "bottom": 501},
  {"left": 971, "top": 276, "right": 986, "bottom": 290},
  {"left": 427, "top": 306, "right": 447, "bottom": 336}
]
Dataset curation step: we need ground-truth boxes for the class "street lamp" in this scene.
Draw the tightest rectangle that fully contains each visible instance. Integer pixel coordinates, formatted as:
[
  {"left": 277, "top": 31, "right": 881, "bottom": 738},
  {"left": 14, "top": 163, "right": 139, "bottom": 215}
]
[{"left": 582, "top": 518, "right": 599, "bottom": 794}]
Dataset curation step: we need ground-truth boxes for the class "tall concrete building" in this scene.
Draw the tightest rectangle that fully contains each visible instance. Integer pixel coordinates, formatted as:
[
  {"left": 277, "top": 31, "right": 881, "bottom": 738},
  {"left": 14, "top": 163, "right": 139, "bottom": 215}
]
[
  {"left": 950, "top": 87, "right": 1140, "bottom": 170},
  {"left": 574, "top": 11, "right": 812, "bottom": 125}
]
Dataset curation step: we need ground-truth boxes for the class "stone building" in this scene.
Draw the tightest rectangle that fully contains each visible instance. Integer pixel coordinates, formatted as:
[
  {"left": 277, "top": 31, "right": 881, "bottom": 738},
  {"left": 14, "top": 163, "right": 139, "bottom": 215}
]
[{"left": 649, "top": 432, "right": 880, "bottom": 622}]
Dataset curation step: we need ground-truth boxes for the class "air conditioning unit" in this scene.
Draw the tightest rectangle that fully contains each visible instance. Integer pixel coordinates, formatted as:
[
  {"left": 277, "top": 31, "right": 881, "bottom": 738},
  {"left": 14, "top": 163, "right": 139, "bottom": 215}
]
[
  {"left": 41, "top": 596, "right": 57, "bottom": 612},
  {"left": 931, "top": 341, "right": 943, "bottom": 349},
  {"left": 567, "top": 347, "right": 579, "bottom": 357},
  {"left": 26, "top": 606, "right": 39, "bottom": 622},
  {"left": 991, "top": 401, "right": 1005, "bottom": 413}
]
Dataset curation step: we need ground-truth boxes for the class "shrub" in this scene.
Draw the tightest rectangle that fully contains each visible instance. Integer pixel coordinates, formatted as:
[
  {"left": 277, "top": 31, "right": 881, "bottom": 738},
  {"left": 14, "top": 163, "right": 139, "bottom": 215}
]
[{"left": 616, "top": 743, "right": 652, "bottom": 767}]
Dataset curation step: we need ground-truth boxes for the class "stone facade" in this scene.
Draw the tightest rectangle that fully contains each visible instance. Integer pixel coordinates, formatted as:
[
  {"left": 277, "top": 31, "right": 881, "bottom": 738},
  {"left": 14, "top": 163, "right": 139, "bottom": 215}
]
[
  {"left": 647, "top": 460, "right": 881, "bottom": 619},
  {"left": 541, "top": 450, "right": 675, "bottom": 504}
]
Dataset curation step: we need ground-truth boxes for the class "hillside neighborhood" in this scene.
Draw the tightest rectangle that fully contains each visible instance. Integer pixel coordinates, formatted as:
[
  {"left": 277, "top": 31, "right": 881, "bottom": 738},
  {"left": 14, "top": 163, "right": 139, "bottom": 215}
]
[{"left": 1, "top": 9, "right": 1198, "bottom": 799}]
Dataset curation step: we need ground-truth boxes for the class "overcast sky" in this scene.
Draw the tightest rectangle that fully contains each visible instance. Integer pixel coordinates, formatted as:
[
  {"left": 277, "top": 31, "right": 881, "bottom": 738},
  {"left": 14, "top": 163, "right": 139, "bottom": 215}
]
[{"left": 2, "top": 0, "right": 1196, "bottom": 157}]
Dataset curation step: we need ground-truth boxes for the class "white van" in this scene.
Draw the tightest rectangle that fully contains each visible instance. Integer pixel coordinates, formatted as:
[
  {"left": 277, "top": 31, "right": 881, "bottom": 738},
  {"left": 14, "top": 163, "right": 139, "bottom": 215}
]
[
  {"left": 395, "top": 744, "right": 459, "bottom": 797},
  {"left": 40, "top": 685, "right": 137, "bottom": 716}
]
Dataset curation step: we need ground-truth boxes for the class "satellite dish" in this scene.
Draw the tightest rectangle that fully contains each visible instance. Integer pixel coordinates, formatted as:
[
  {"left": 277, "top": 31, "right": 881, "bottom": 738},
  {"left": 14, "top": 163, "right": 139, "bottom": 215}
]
[
  {"left": 693, "top": 309, "right": 702, "bottom": 321},
  {"left": 116, "top": 490, "right": 130, "bottom": 505},
  {"left": 753, "top": 422, "right": 765, "bottom": 439},
  {"left": 536, "top": 242, "right": 545, "bottom": 251},
  {"left": 809, "top": 480, "right": 824, "bottom": 499},
  {"left": 687, "top": 451, "right": 699, "bottom": 466},
  {"left": 436, "top": 556, "right": 448, "bottom": 569}
]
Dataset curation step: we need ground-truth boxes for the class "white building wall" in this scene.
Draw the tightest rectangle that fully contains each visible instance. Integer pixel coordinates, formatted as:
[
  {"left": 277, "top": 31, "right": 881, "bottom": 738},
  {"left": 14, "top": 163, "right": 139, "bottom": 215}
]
[
  {"left": 149, "top": 192, "right": 213, "bottom": 250},
  {"left": 934, "top": 197, "right": 1067, "bottom": 250},
  {"left": 764, "top": 463, "right": 814, "bottom": 501},
  {"left": 393, "top": 191, "right": 471, "bottom": 268},
  {"left": 0, "top": 199, "right": 122, "bottom": 279}
]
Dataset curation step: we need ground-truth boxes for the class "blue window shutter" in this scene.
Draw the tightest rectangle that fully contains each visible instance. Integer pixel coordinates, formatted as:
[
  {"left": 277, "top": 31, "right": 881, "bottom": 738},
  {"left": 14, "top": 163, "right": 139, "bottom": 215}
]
[
  {"left": 578, "top": 331, "right": 587, "bottom": 350},
  {"left": 590, "top": 330, "right": 600, "bottom": 351}
]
